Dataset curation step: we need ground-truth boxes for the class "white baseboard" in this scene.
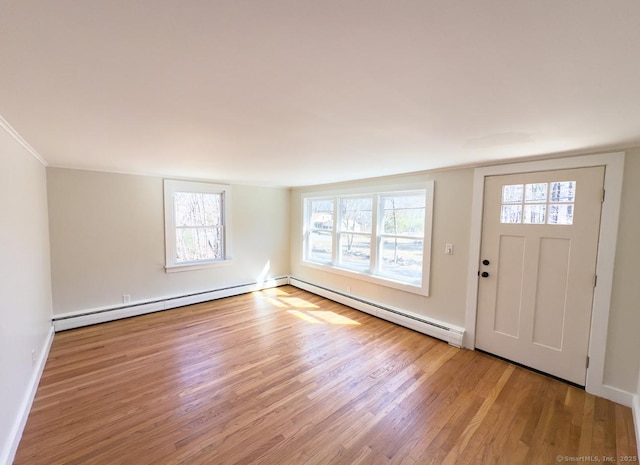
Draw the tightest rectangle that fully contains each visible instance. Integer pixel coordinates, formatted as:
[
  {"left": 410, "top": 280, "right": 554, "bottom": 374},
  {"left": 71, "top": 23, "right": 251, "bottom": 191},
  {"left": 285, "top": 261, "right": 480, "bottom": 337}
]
[
  {"left": 586, "top": 382, "right": 634, "bottom": 408},
  {"left": 289, "top": 277, "right": 464, "bottom": 347},
  {"left": 2, "top": 325, "right": 54, "bottom": 465},
  {"left": 52, "top": 277, "right": 289, "bottom": 331},
  {"left": 633, "top": 394, "right": 640, "bottom": 457}
]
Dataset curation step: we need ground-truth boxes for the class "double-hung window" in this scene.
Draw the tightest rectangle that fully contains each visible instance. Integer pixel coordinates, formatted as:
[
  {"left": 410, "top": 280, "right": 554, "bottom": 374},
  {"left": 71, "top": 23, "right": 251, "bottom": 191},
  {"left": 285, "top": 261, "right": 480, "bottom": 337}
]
[
  {"left": 338, "top": 197, "right": 373, "bottom": 272},
  {"left": 303, "top": 182, "right": 433, "bottom": 295},
  {"left": 164, "top": 180, "right": 232, "bottom": 272}
]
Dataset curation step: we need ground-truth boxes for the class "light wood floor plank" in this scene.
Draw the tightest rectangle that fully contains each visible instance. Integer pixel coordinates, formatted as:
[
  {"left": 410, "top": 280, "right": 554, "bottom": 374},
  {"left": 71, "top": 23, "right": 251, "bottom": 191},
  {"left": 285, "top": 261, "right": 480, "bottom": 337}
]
[{"left": 15, "top": 286, "right": 637, "bottom": 464}]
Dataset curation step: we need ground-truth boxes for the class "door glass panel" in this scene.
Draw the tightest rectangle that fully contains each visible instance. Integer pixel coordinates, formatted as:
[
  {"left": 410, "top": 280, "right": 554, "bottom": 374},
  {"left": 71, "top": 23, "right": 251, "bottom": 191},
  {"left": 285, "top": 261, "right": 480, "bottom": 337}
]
[
  {"left": 502, "top": 184, "right": 523, "bottom": 203},
  {"left": 550, "top": 181, "right": 576, "bottom": 202},
  {"left": 548, "top": 204, "right": 574, "bottom": 225},
  {"left": 501, "top": 205, "right": 522, "bottom": 224},
  {"left": 525, "top": 183, "right": 548, "bottom": 202},
  {"left": 523, "top": 205, "right": 546, "bottom": 224},
  {"left": 500, "top": 181, "right": 576, "bottom": 225}
]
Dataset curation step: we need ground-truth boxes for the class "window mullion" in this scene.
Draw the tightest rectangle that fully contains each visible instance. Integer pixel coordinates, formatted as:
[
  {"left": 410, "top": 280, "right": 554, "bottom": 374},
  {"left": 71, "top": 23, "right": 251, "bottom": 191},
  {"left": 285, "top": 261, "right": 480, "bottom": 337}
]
[
  {"left": 331, "top": 197, "right": 339, "bottom": 266},
  {"left": 304, "top": 201, "right": 311, "bottom": 260},
  {"left": 370, "top": 194, "right": 379, "bottom": 275}
]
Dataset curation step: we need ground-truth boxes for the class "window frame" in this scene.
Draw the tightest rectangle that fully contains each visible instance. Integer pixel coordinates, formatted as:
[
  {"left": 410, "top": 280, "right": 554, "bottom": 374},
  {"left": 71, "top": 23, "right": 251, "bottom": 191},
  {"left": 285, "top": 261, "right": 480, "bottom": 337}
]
[
  {"left": 302, "top": 182, "right": 434, "bottom": 296},
  {"left": 164, "top": 179, "right": 232, "bottom": 273}
]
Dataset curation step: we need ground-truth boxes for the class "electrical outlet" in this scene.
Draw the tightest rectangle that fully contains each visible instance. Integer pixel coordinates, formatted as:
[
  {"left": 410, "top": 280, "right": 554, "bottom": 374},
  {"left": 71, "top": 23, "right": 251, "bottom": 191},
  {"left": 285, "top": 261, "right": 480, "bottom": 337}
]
[
  {"left": 31, "top": 349, "right": 36, "bottom": 365},
  {"left": 123, "top": 294, "right": 131, "bottom": 304},
  {"left": 445, "top": 243, "right": 454, "bottom": 255}
]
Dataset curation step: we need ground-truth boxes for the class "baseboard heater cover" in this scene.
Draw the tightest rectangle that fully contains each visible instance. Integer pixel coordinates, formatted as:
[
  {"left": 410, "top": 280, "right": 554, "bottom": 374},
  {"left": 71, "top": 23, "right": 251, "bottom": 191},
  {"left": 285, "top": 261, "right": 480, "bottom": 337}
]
[
  {"left": 52, "top": 277, "right": 289, "bottom": 331},
  {"left": 289, "top": 277, "right": 464, "bottom": 347}
]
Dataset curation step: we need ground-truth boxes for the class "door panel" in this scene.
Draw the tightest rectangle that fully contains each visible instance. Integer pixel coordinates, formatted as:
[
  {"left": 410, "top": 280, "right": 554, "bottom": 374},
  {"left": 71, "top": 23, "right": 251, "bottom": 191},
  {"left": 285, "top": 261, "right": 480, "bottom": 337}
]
[
  {"left": 476, "top": 166, "right": 604, "bottom": 385},
  {"left": 494, "top": 235, "right": 525, "bottom": 338},
  {"left": 532, "top": 237, "right": 570, "bottom": 350}
]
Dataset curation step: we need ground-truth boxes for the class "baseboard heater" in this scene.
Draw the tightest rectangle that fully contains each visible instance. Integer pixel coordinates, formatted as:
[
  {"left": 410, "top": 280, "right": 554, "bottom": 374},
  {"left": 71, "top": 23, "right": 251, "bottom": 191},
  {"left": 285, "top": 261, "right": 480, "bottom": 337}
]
[
  {"left": 289, "top": 277, "right": 464, "bottom": 347},
  {"left": 52, "top": 277, "right": 290, "bottom": 332}
]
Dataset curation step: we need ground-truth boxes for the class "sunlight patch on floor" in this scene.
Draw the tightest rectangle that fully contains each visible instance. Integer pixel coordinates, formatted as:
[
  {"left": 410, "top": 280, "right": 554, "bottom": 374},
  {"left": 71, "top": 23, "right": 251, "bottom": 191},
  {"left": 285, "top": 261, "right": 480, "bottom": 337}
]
[
  {"left": 256, "top": 288, "right": 361, "bottom": 326},
  {"left": 280, "top": 297, "right": 319, "bottom": 309},
  {"left": 309, "top": 311, "right": 360, "bottom": 325},
  {"left": 287, "top": 310, "right": 325, "bottom": 324},
  {"left": 260, "top": 287, "right": 290, "bottom": 296},
  {"left": 262, "top": 296, "right": 289, "bottom": 308}
]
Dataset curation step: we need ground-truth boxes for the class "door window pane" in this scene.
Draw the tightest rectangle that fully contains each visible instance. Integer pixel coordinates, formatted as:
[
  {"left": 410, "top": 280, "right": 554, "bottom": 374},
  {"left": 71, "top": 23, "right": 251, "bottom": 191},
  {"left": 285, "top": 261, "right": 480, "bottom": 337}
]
[
  {"left": 550, "top": 181, "right": 576, "bottom": 202},
  {"left": 548, "top": 204, "right": 574, "bottom": 225},
  {"left": 525, "top": 183, "right": 548, "bottom": 202},
  {"left": 500, "top": 181, "right": 576, "bottom": 225},
  {"left": 501, "top": 205, "right": 522, "bottom": 224},
  {"left": 523, "top": 205, "right": 546, "bottom": 224},
  {"left": 502, "top": 184, "right": 524, "bottom": 203}
]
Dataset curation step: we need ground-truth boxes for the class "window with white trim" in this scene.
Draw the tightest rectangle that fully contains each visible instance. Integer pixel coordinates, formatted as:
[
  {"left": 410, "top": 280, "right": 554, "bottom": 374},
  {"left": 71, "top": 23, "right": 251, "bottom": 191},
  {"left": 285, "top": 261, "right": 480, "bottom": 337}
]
[
  {"left": 164, "top": 180, "right": 232, "bottom": 272},
  {"left": 303, "top": 183, "right": 434, "bottom": 295}
]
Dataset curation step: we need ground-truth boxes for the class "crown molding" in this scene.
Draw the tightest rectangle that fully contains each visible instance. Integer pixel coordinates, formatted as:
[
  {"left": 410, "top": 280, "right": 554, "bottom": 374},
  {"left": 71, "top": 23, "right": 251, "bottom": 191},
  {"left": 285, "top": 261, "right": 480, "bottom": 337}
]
[{"left": 0, "top": 115, "right": 48, "bottom": 166}]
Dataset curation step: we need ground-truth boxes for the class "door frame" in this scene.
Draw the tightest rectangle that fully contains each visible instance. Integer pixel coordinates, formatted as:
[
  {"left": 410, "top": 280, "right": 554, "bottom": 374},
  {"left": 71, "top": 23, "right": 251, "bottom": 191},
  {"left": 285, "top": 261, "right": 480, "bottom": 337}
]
[{"left": 464, "top": 151, "right": 627, "bottom": 405}]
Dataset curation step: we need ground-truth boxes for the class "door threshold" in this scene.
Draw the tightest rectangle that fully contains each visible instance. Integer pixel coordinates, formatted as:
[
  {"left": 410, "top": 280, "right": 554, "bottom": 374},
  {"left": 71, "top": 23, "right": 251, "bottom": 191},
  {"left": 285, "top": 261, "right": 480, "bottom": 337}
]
[{"left": 475, "top": 349, "right": 585, "bottom": 390}]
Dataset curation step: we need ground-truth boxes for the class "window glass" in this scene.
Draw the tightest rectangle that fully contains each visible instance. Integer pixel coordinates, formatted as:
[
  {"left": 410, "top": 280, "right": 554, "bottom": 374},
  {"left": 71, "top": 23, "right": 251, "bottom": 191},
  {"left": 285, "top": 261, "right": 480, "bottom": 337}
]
[
  {"left": 302, "top": 184, "right": 433, "bottom": 295},
  {"left": 379, "top": 237, "right": 423, "bottom": 281},
  {"left": 381, "top": 194, "right": 425, "bottom": 236},
  {"left": 339, "top": 234, "right": 371, "bottom": 271},
  {"left": 175, "top": 192, "right": 222, "bottom": 227},
  {"left": 164, "top": 180, "right": 231, "bottom": 271},
  {"left": 176, "top": 228, "right": 222, "bottom": 262},
  {"left": 308, "top": 230, "right": 333, "bottom": 263},
  {"left": 340, "top": 198, "right": 372, "bottom": 233},
  {"left": 309, "top": 199, "right": 334, "bottom": 230}
]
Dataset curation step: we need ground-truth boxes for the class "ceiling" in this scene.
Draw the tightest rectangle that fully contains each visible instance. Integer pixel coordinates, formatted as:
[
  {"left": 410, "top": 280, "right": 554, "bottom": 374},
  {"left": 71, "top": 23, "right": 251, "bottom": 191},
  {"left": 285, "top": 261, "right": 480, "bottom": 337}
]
[{"left": 1, "top": 1, "right": 639, "bottom": 187}]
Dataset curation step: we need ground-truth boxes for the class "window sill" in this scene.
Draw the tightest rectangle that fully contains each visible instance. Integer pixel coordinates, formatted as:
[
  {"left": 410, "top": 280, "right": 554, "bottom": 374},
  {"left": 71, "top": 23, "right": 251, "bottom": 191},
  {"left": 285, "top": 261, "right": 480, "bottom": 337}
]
[
  {"left": 165, "top": 260, "right": 233, "bottom": 273},
  {"left": 301, "top": 260, "right": 429, "bottom": 297}
]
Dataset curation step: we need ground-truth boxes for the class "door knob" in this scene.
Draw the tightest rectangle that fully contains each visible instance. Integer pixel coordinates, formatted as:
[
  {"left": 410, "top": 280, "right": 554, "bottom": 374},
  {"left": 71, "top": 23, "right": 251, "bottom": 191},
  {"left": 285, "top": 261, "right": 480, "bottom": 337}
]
[
  {"left": 482, "top": 259, "right": 490, "bottom": 266},
  {"left": 481, "top": 271, "right": 489, "bottom": 278}
]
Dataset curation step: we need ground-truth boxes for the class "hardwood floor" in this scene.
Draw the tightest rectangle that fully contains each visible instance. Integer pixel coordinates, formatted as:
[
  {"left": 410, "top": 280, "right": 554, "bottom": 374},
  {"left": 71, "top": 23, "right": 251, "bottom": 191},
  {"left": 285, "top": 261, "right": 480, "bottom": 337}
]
[{"left": 15, "top": 286, "right": 637, "bottom": 464}]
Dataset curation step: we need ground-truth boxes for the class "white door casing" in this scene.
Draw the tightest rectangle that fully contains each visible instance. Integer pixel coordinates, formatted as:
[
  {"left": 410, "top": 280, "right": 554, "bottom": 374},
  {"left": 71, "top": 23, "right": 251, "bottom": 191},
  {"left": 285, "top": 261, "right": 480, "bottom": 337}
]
[
  {"left": 476, "top": 167, "right": 604, "bottom": 386},
  {"left": 464, "top": 152, "right": 628, "bottom": 406}
]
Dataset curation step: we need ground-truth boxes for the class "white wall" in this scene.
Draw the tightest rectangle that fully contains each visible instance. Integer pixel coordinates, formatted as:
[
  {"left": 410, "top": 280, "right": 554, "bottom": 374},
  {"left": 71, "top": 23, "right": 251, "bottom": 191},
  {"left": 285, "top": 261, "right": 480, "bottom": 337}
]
[
  {"left": 47, "top": 168, "right": 290, "bottom": 314},
  {"left": 290, "top": 150, "right": 640, "bottom": 397},
  {"left": 603, "top": 149, "right": 640, "bottom": 393},
  {"left": 0, "top": 126, "right": 53, "bottom": 463},
  {"left": 290, "top": 168, "right": 474, "bottom": 327}
]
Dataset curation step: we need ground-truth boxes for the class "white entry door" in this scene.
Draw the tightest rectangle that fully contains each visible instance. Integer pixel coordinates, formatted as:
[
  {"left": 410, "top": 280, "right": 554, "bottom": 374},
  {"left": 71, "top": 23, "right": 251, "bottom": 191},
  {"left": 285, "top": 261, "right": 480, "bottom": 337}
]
[{"left": 476, "top": 166, "right": 605, "bottom": 385}]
